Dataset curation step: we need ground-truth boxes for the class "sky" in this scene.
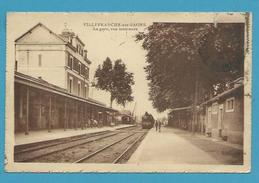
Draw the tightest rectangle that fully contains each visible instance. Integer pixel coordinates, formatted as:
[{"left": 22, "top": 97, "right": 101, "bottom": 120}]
[{"left": 7, "top": 13, "right": 245, "bottom": 119}]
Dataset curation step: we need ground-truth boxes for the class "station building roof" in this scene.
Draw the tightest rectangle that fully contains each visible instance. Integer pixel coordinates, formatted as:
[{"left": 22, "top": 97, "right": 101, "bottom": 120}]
[
  {"left": 169, "top": 77, "right": 244, "bottom": 114},
  {"left": 15, "top": 71, "right": 117, "bottom": 112}
]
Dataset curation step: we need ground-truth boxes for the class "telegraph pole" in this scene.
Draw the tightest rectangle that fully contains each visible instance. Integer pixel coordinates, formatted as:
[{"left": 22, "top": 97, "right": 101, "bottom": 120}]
[
  {"left": 192, "top": 53, "right": 200, "bottom": 134},
  {"left": 192, "top": 68, "right": 199, "bottom": 134},
  {"left": 192, "top": 16, "right": 217, "bottom": 134}
]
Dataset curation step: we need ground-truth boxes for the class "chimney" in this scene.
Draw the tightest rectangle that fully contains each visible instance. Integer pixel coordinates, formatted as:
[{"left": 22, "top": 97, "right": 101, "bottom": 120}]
[{"left": 60, "top": 23, "right": 75, "bottom": 42}]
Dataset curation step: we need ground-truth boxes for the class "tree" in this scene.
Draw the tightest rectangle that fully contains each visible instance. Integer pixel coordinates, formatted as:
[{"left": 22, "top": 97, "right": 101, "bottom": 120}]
[
  {"left": 93, "top": 57, "right": 135, "bottom": 108},
  {"left": 136, "top": 23, "right": 244, "bottom": 112}
]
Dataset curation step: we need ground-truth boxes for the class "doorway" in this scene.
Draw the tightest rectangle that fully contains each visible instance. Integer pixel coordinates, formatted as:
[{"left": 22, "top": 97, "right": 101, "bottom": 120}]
[{"left": 218, "top": 104, "right": 224, "bottom": 137}]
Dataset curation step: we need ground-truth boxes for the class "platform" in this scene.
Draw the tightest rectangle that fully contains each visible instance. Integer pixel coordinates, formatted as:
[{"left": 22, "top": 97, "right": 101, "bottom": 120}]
[
  {"left": 128, "top": 127, "right": 243, "bottom": 165},
  {"left": 15, "top": 124, "right": 135, "bottom": 146}
]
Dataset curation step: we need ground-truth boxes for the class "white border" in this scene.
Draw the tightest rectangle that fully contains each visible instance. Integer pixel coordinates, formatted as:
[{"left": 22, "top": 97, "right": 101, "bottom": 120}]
[{"left": 5, "top": 12, "right": 252, "bottom": 173}]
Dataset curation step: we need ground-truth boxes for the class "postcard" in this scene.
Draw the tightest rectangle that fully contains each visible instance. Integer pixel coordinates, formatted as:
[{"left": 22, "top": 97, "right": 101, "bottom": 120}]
[{"left": 5, "top": 12, "right": 252, "bottom": 172}]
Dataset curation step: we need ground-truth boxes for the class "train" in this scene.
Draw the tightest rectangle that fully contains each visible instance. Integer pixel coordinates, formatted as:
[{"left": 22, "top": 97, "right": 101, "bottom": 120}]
[{"left": 141, "top": 112, "right": 155, "bottom": 129}]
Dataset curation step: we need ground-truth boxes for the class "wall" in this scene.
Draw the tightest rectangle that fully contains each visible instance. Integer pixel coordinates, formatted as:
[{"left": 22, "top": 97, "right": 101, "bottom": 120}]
[
  {"left": 223, "top": 94, "right": 244, "bottom": 144},
  {"left": 210, "top": 102, "right": 220, "bottom": 138},
  {"left": 67, "top": 71, "right": 89, "bottom": 98},
  {"left": 65, "top": 46, "right": 90, "bottom": 98},
  {"left": 16, "top": 44, "right": 66, "bottom": 88},
  {"left": 66, "top": 45, "right": 90, "bottom": 74},
  {"left": 205, "top": 90, "right": 244, "bottom": 144}
]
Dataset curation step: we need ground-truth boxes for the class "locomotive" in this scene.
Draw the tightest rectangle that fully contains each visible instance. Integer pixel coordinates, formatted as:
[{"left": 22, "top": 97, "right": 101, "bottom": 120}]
[{"left": 141, "top": 112, "right": 155, "bottom": 129}]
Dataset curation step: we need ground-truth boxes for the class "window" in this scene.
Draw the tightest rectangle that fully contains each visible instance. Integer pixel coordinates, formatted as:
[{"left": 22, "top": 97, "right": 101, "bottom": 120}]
[
  {"left": 69, "top": 78, "right": 73, "bottom": 93},
  {"left": 79, "top": 45, "right": 83, "bottom": 55},
  {"left": 26, "top": 51, "right": 30, "bottom": 65},
  {"left": 207, "top": 107, "right": 212, "bottom": 126},
  {"left": 84, "top": 84, "right": 88, "bottom": 98},
  {"left": 68, "top": 56, "right": 73, "bottom": 69},
  {"left": 73, "top": 59, "right": 79, "bottom": 72},
  {"left": 78, "top": 81, "right": 81, "bottom": 96},
  {"left": 226, "top": 97, "right": 235, "bottom": 112},
  {"left": 79, "top": 63, "right": 81, "bottom": 75},
  {"left": 85, "top": 67, "right": 89, "bottom": 79},
  {"left": 212, "top": 102, "right": 218, "bottom": 114},
  {"left": 15, "top": 60, "right": 18, "bottom": 71},
  {"left": 19, "top": 97, "right": 23, "bottom": 118},
  {"left": 84, "top": 50, "right": 87, "bottom": 59},
  {"left": 38, "top": 54, "right": 42, "bottom": 67},
  {"left": 81, "top": 65, "right": 85, "bottom": 77}
]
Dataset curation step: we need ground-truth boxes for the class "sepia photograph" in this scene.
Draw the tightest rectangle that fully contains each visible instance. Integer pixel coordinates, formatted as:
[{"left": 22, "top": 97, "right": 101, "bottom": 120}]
[{"left": 5, "top": 12, "right": 251, "bottom": 172}]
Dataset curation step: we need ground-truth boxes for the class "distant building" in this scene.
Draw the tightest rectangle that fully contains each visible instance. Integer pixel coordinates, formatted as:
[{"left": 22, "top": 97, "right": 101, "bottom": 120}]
[
  {"left": 168, "top": 106, "right": 192, "bottom": 130},
  {"left": 115, "top": 110, "right": 134, "bottom": 124},
  {"left": 15, "top": 23, "right": 90, "bottom": 99}
]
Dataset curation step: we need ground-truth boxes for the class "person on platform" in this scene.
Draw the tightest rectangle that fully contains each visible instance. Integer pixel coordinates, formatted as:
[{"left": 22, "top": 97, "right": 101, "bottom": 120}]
[
  {"left": 93, "top": 119, "right": 98, "bottom": 127},
  {"left": 87, "top": 118, "right": 92, "bottom": 128},
  {"left": 90, "top": 118, "right": 95, "bottom": 128},
  {"left": 155, "top": 120, "right": 158, "bottom": 131},
  {"left": 158, "top": 120, "right": 162, "bottom": 132}
]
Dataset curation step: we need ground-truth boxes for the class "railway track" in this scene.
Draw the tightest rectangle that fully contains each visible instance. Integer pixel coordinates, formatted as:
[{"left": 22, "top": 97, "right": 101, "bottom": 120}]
[
  {"left": 15, "top": 130, "right": 111, "bottom": 155},
  {"left": 74, "top": 131, "right": 147, "bottom": 164},
  {"left": 113, "top": 133, "right": 146, "bottom": 164},
  {"left": 15, "top": 125, "right": 138, "bottom": 155},
  {"left": 14, "top": 126, "right": 142, "bottom": 163}
]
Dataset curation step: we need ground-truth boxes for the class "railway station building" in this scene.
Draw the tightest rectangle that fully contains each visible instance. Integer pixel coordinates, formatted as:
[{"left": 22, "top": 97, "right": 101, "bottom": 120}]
[
  {"left": 168, "top": 77, "right": 244, "bottom": 145},
  {"left": 202, "top": 78, "right": 244, "bottom": 144},
  {"left": 14, "top": 23, "right": 117, "bottom": 134},
  {"left": 15, "top": 23, "right": 90, "bottom": 99}
]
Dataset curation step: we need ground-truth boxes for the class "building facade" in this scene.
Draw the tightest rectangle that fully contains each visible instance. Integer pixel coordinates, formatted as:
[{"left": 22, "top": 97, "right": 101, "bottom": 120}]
[
  {"left": 14, "top": 72, "right": 116, "bottom": 134},
  {"left": 15, "top": 23, "right": 90, "bottom": 99},
  {"left": 203, "top": 79, "right": 244, "bottom": 144},
  {"left": 168, "top": 78, "right": 244, "bottom": 145},
  {"left": 14, "top": 23, "right": 117, "bottom": 134},
  {"left": 168, "top": 107, "right": 192, "bottom": 130}
]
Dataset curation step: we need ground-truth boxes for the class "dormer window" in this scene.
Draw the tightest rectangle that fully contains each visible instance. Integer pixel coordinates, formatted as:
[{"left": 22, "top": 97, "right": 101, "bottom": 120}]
[
  {"left": 84, "top": 50, "right": 88, "bottom": 59},
  {"left": 78, "top": 45, "right": 82, "bottom": 55}
]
